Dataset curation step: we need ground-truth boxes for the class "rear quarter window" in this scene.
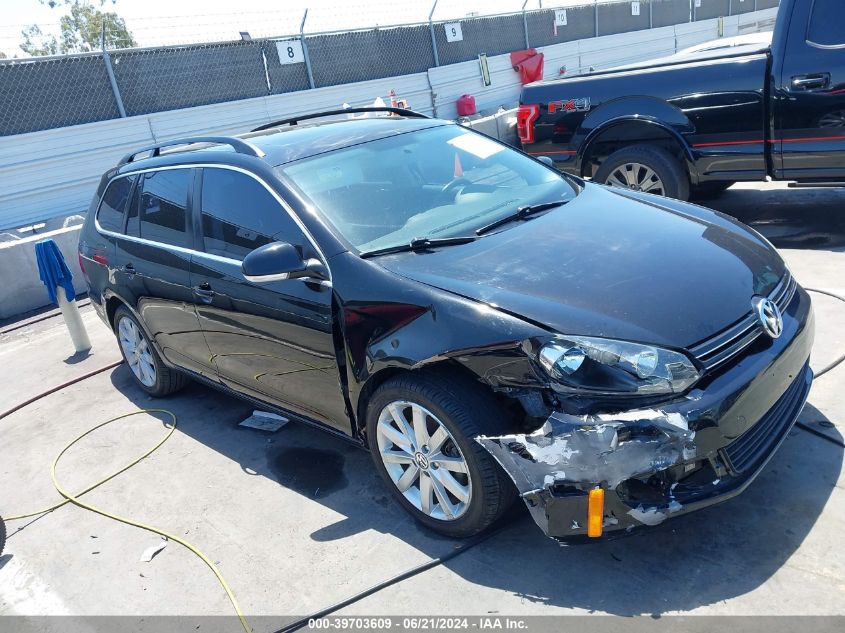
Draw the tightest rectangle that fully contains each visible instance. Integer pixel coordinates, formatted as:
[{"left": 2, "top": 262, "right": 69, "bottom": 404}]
[{"left": 96, "top": 176, "right": 134, "bottom": 233}]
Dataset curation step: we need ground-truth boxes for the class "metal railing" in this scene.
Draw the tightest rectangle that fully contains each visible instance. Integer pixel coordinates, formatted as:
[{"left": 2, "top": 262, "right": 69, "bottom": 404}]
[{"left": 0, "top": 0, "right": 779, "bottom": 136}]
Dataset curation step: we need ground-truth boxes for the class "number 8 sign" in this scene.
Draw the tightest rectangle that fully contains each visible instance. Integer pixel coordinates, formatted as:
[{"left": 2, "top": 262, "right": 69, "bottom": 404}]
[{"left": 275, "top": 38, "right": 305, "bottom": 65}]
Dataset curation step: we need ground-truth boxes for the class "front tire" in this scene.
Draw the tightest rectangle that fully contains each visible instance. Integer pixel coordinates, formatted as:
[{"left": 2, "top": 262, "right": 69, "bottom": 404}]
[
  {"left": 595, "top": 144, "right": 690, "bottom": 201},
  {"left": 113, "top": 306, "right": 188, "bottom": 397},
  {"left": 366, "top": 371, "right": 516, "bottom": 538}
]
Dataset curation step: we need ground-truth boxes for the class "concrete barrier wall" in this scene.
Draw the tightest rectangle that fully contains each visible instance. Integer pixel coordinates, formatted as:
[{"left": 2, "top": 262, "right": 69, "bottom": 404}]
[{"left": 0, "top": 225, "right": 85, "bottom": 320}]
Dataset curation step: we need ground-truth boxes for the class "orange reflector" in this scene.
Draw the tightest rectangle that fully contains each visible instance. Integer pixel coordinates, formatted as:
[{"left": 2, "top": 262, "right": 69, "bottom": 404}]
[{"left": 587, "top": 488, "right": 605, "bottom": 538}]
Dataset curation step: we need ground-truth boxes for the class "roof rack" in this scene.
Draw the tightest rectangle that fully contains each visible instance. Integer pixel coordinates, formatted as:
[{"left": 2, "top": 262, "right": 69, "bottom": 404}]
[
  {"left": 250, "top": 107, "right": 429, "bottom": 133},
  {"left": 118, "top": 136, "right": 266, "bottom": 166}
]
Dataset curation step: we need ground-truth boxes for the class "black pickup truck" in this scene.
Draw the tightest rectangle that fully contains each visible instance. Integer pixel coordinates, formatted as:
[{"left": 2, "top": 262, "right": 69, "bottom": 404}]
[{"left": 518, "top": 0, "right": 845, "bottom": 200}]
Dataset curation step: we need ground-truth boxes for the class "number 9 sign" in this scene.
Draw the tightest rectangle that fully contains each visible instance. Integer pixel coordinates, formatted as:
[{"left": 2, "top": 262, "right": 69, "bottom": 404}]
[
  {"left": 445, "top": 22, "right": 463, "bottom": 43},
  {"left": 275, "top": 38, "right": 305, "bottom": 65}
]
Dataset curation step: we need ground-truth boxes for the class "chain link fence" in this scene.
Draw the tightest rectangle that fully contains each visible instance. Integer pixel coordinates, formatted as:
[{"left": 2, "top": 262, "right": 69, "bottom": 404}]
[{"left": 0, "top": 0, "right": 780, "bottom": 136}]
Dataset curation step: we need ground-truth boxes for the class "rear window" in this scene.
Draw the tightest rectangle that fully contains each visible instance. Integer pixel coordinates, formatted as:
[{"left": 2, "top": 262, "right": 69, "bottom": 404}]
[
  {"left": 130, "top": 169, "right": 191, "bottom": 248},
  {"left": 97, "top": 176, "right": 133, "bottom": 233},
  {"left": 808, "top": 0, "right": 844, "bottom": 47}
]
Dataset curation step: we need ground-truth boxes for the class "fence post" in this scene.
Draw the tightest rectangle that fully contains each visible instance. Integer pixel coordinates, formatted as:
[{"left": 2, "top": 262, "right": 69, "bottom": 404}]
[
  {"left": 429, "top": 0, "right": 440, "bottom": 67},
  {"left": 522, "top": 0, "right": 530, "bottom": 49},
  {"left": 100, "top": 26, "right": 126, "bottom": 118},
  {"left": 729, "top": 0, "right": 733, "bottom": 16},
  {"left": 649, "top": 0, "right": 653, "bottom": 28},
  {"left": 300, "top": 9, "right": 316, "bottom": 89},
  {"left": 595, "top": 0, "right": 599, "bottom": 37}
]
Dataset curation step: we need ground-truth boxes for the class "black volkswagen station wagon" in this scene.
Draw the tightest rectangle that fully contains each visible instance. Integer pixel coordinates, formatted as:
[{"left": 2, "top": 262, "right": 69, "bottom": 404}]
[{"left": 78, "top": 108, "right": 814, "bottom": 540}]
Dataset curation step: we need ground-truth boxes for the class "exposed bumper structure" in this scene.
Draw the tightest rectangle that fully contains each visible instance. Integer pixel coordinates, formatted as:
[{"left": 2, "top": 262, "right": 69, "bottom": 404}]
[{"left": 477, "top": 288, "right": 815, "bottom": 540}]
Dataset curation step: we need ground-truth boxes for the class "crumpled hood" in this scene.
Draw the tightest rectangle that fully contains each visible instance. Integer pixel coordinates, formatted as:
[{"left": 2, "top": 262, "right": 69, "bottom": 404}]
[{"left": 374, "top": 184, "right": 785, "bottom": 349}]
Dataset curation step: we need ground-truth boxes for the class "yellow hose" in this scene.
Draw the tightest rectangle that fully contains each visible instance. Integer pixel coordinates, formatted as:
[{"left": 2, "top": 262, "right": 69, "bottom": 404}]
[{"left": 5, "top": 409, "right": 251, "bottom": 633}]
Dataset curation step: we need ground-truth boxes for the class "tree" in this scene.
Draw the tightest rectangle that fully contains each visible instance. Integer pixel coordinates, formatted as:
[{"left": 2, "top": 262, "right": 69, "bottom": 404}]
[
  {"left": 21, "top": 0, "right": 136, "bottom": 56},
  {"left": 21, "top": 25, "right": 59, "bottom": 56}
]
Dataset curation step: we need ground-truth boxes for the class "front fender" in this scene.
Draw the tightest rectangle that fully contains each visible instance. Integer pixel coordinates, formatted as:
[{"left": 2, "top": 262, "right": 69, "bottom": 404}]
[{"left": 330, "top": 253, "right": 551, "bottom": 419}]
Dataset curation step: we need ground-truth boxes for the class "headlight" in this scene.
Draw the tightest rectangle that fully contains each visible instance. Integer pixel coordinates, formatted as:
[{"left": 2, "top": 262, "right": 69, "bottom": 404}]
[{"left": 538, "top": 336, "right": 699, "bottom": 396}]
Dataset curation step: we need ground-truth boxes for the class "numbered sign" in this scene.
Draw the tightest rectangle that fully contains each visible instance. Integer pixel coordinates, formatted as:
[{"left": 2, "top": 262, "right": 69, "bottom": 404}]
[
  {"left": 631, "top": 1, "right": 640, "bottom": 16},
  {"left": 554, "top": 9, "right": 567, "bottom": 27},
  {"left": 275, "top": 39, "right": 304, "bottom": 65},
  {"left": 445, "top": 22, "right": 463, "bottom": 43}
]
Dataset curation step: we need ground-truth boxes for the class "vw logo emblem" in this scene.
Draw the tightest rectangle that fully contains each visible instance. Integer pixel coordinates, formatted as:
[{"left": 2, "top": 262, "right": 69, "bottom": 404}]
[
  {"left": 753, "top": 297, "right": 783, "bottom": 339},
  {"left": 414, "top": 451, "right": 430, "bottom": 470}
]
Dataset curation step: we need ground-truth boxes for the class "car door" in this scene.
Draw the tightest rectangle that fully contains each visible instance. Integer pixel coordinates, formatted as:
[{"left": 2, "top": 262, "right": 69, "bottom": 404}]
[
  {"left": 188, "top": 166, "right": 349, "bottom": 432},
  {"left": 774, "top": 0, "right": 845, "bottom": 179},
  {"left": 113, "top": 167, "right": 215, "bottom": 377}
]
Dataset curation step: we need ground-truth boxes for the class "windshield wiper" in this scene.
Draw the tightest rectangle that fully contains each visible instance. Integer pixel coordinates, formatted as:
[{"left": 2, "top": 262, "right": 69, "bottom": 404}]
[
  {"left": 475, "top": 200, "right": 569, "bottom": 236},
  {"left": 360, "top": 236, "right": 477, "bottom": 258}
]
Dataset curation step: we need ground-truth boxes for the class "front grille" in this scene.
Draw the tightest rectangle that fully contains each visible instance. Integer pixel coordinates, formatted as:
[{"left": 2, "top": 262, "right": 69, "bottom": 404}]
[
  {"left": 721, "top": 363, "right": 811, "bottom": 474},
  {"left": 690, "top": 273, "right": 797, "bottom": 373}
]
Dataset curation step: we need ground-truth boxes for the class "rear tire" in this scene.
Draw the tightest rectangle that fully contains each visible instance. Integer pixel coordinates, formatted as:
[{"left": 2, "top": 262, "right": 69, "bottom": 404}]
[
  {"left": 113, "top": 306, "right": 188, "bottom": 397},
  {"left": 595, "top": 144, "right": 690, "bottom": 201},
  {"left": 365, "top": 370, "right": 516, "bottom": 538}
]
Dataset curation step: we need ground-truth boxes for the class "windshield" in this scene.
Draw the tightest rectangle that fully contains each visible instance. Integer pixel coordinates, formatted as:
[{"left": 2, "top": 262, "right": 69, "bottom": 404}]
[{"left": 277, "top": 124, "right": 577, "bottom": 252}]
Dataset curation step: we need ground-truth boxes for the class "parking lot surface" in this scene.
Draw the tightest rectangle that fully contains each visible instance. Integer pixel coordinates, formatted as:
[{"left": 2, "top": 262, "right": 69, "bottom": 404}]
[{"left": 1, "top": 182, "right": 843, "bottom": 627}]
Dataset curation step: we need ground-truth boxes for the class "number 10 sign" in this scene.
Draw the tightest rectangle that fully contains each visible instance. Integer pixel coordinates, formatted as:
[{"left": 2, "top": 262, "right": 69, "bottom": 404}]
[{"left": 275, "top": 38, "right": 305, "bottom": 65}]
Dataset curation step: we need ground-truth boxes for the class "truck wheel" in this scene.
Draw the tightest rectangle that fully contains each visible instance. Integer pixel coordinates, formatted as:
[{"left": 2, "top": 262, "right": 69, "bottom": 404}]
[
  {"left": 366, "top": 371, "right": 516, "bottom": 538},
  {"left": 595, "top": 145, "right": 690, "bottom": 201},
  {"left": 691, "top": 181, "right": 735, "bottom": 199}
]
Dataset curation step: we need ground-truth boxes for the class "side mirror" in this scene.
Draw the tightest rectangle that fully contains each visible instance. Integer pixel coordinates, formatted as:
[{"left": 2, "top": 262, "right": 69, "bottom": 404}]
[
  {"left": 537, "top": 156, "right": 554, "bottom": 167},
  {"left": 242, "top": 242, "right": 327, "bottom": 283}
]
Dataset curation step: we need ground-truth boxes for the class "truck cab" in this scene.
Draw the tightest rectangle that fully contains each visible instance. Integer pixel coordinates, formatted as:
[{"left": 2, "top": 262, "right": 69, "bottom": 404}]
[{"left": 518, "top": 0, "right": 845, "bottom": 200}]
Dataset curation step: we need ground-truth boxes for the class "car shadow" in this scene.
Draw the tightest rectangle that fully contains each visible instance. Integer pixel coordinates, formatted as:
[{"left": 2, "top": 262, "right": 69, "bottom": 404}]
[
  {"left": 701, "top": 185, "right": 845, "bottom": 250},
  {"left": 107, "top": 366, "right": 842, "bottom": 616}
]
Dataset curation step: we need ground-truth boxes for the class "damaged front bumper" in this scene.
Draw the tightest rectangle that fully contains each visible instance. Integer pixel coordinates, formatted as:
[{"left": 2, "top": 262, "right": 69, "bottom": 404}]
[{"left": 477, "top": 290, "right": 814, "bottom": 540}]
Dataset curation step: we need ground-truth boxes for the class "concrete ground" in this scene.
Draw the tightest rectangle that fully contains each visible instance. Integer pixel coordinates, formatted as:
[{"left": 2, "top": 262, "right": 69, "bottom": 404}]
[{"left": 0, "top": 182, "right": 843, "bottom": 629}]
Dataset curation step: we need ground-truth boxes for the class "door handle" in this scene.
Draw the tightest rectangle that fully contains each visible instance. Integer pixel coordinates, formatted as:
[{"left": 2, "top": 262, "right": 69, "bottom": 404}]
[
  {"left": 193, "top": 283, "right": 215, "bottom": 303},
  {"left": 791, "top": 73, "right": 830, "bottom": 91}
]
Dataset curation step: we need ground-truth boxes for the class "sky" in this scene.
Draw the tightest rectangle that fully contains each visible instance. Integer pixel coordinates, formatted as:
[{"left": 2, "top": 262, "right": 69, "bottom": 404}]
[{"left": 0, "top": 0, "right": 595, "bottom": 57}]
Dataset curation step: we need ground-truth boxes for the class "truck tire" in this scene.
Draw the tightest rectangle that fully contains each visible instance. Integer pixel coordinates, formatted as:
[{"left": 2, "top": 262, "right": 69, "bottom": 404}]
[{"left": 595, "top": 145, "right": 690, "bottom": 201}]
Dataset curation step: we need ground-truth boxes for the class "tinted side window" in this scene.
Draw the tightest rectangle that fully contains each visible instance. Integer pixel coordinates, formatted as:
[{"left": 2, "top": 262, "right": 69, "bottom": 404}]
[
  {"left": 97, "top": 176, "right": 133, "bottom": 233},
  {"left": 137, "top": 169, "right": 191, "bottom": 247},
  {"left": 200, "top": 168, "right": 301, "bottom": 260},
  {"left": 808, "top": 0, "right": 843, "bottom": 46}
]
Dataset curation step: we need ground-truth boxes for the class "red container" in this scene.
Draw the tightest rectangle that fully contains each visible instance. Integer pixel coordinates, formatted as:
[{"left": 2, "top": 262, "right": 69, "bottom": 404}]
[{"left": 456, "top": 94, "right": 477, "bottom": 117}]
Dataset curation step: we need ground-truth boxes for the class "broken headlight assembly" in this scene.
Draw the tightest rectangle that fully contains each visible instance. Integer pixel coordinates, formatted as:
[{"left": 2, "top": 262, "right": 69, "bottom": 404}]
[{"left": 538, "top": 336, "right": 699, "bottom": 396}]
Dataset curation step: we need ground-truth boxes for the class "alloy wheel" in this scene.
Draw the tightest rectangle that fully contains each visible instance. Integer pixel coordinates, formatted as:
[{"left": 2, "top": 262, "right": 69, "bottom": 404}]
[
  {"left": 375, "top": 401, "right": 472, "bottom": 521},
  {"left": 118, "top": 317, "right": 157, "bottom": 387},
  {"left": 605, "top": 162, "right": 665, "bottom": 195}
]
